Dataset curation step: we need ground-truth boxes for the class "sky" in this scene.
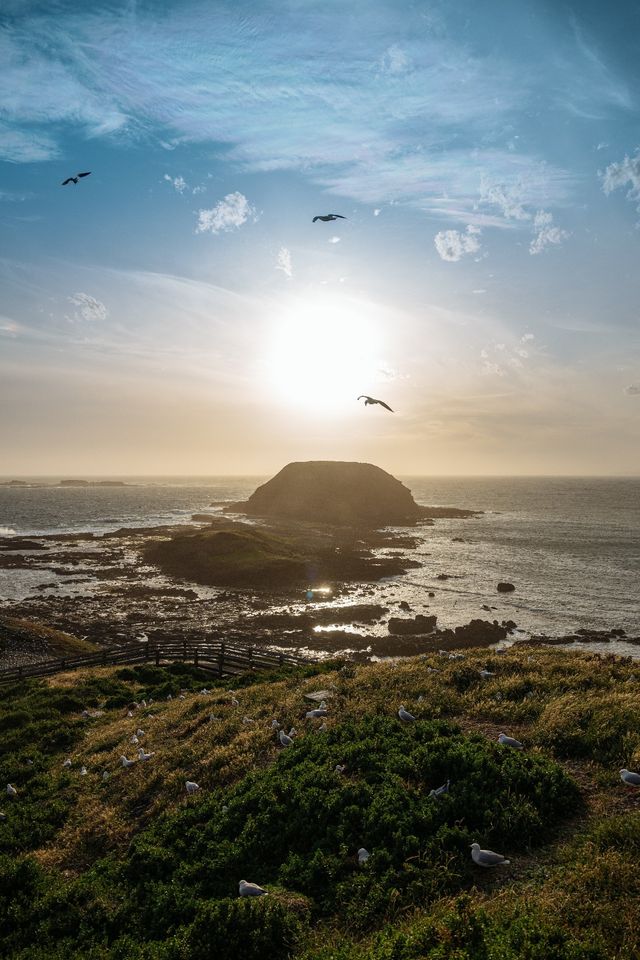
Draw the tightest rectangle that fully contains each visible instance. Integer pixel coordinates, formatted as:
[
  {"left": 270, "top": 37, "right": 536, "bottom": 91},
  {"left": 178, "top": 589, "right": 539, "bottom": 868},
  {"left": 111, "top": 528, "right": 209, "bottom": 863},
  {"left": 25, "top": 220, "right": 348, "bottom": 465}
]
[{"left": 1, "top": 0, "right": 640, "bottom": 476}]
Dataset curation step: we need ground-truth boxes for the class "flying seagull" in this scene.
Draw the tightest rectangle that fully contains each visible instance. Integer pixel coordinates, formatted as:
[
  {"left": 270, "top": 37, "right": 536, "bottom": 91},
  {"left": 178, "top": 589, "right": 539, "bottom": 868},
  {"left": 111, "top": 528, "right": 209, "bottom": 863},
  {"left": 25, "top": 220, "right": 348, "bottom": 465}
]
[
  {"left": 61, "top": 172, "right": 91, "bottom": 186},
  {"left": 358, "top": 395, "right": 394, "bottom": 412},
  {"left": 313, "top": 213, "right": 346, "bottom": 222}
]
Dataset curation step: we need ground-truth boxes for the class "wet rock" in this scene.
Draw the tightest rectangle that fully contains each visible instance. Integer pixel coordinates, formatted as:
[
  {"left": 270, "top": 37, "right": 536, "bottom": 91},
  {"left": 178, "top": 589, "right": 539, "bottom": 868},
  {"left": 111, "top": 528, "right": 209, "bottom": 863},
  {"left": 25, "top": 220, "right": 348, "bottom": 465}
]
[
  {"left": 388, "top": 614, "right": 437, "bottom": 636},
  {"left": 497, "top": 582, "right": 515, "bottom": 592}
]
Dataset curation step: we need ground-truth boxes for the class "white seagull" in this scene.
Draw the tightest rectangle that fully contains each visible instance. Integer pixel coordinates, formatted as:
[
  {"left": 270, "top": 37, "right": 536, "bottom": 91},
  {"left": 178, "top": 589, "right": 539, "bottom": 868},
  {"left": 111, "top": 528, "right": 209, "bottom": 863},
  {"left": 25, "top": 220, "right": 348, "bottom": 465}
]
[
  {"left": 62, "top": 758, "right": 72, "bottom": 768},
  {"left": 102, "top": 770, "right": 110, "bottom": 781},
  {"left": 357, "top": 847, "right": 370, "bottom": 865},
  {"left": 335, "top": 764, "right": 346, "bottom": 774},
  {"left": 121, "top": 756, "right": 137, "bottom": 768},
  {"left": 185, "top": 781, "right": 200, "bottom": 795},
  {"left": 130, "top": 736, "right": 139, "bottom": 745},
  {"left": 479, "top": 669, "right": 495, "bottom": 679},
  {"left": 239, "top": 880, "right": 268, "bottom": 897},
  {"left": 398, "top": 705, "right": 416, "bottom": 722},
  {"left": 138, "top": 748, "right": 154, "bottom": 761},
  {"left": 471, "top": 842, "right": 510, "bottom": 868},
  {"left": 306, "top": 708, "right": 328, "bottom": 718},
  {"left": 498, "top": 733, "right": 523, "bottom": 750},
  {"left": 279, "top": 730, "right": 293, "bottom": 747},
  {"left": 6, "top": 784, "right": 17, "bottom": 797},
  {"left": 428, "top": 779, "right": 450, "bottom": 800},
  {"left": 80, "top": 766, "right": 88, "bottom": 776},
  {"left": 620, "top": 768, "right": 640, "bottom": 786}
]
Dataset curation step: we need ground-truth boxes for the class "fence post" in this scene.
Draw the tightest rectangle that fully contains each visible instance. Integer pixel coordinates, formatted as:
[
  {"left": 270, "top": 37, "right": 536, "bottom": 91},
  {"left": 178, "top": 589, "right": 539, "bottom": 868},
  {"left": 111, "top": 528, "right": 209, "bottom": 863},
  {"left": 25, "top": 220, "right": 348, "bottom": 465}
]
[
  {"left": 155, "top": 646, "right": 160, "bottom": 666},
  {"left": 279, "top": 653, "right": 284, "bottom": 667},
  {"left": 217, "top": 650, "right": 224, "bottom": 677}
]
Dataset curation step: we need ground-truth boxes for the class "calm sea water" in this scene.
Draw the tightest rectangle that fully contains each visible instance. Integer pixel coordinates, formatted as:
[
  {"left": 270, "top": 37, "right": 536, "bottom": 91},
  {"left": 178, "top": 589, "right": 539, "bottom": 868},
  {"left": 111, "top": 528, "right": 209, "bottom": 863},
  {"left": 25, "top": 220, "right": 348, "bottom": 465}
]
[{"left": 0, "top": 476, "right": 638, "bottom": 641}]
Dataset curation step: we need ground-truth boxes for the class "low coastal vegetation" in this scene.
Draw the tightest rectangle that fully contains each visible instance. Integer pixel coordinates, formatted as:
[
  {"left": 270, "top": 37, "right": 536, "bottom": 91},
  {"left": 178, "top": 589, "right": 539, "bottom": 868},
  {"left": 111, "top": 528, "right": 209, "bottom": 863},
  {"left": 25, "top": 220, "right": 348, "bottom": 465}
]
[{"left": 1, "top": 647, "right": 639, "bottom": 958}]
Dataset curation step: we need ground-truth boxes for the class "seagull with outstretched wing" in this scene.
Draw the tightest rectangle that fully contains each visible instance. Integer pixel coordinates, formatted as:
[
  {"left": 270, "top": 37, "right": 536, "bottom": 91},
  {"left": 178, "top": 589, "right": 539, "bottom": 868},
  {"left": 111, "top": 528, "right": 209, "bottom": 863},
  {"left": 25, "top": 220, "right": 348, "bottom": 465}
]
[
  {"left": 61, "top": 172, "right": 92, "bottom": 186},
  {"left": 358, "top": 395, "right": 394, "bottom": 413},
  {"left": 312, "top": 213, "right": 347, "bottom": 222}
]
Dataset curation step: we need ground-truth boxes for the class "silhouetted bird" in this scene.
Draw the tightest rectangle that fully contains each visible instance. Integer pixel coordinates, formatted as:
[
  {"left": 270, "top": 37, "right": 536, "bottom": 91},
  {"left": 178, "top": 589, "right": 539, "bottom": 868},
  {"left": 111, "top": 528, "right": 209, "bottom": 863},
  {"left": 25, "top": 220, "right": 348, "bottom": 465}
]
[
  {"left": 312, "top": 214, "right": 346, "bottom": 222},
  {"left": 358, "top": 395, "right": 394, "bottom": 412},
  {"left": 61, "top": 172, "right": 91, "bottom": 186}
]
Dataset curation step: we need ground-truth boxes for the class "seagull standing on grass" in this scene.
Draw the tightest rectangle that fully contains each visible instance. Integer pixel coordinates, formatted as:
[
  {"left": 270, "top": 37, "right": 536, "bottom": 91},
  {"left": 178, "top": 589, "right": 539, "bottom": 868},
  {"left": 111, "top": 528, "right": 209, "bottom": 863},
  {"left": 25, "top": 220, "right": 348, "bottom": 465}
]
[
  {"left": 138, "top": 748, "right": 154, "bottom": 761},
  {"left": 306, "top": 708, "right": 328, "bottom": 718},
  {"left": 185, "top": 781, "right": 200, "bottom": 795},
  {"left": 471, "top": 842, "right": 510, "bottom": 868},
  {"left": 6, "top": 784, "right": 17, "bottom": 797},
  {"left": 121, "top": 756, "right": 136, "bottom": 768},
  {"left": 398, "top": 705, "right": 416, "bottom": 722},
  {"left": 239, "top": 880, "right": 268, "bottom": 897},
  {"left": 428, "top": 779, "right": 450, "bottom": 800},
  {"left": 498, "top": 733, "right": 523, "bottom": 750},
  {"left": 62, "top": 758, "right": 72, "bottom": 768},
  {"left": 620, "top": 768, "right": 640, "bottom": 786},
  {"left": 279, "top": 730, "right": 293, "bottom": 747},
  {"left": 357, "top": 848, "right": 370, "bottom": 865}
]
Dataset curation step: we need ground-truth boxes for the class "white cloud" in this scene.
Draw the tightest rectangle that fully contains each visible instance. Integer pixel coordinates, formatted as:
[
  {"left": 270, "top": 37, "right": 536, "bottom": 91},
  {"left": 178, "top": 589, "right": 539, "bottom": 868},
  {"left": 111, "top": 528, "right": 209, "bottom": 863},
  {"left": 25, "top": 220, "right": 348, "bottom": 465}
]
[
  {"left": 624, "top": 383, "right": 640, "bottom": 396},
  {"left": 480, "top": 180, "right": 531, "bottom": 221},
  {"left": 434, "top": 225, "right": 481, "bottom": 262},
  {"left": 601, "top": 151, "right": 640, "bottom": 213},
  {"left": 521, "top": 333, "right": 535, "bottom": 341},
  {"left": 529, "top": 210, "right": 569, "bottom": 255},
  {"left": 328, "top": 236, "right": 341, "bottom": 244},
  {"left": 67, "top": 293, "right": 108, "bottom": 323},
  {"left": 472, "top": 288, "right": 486, "bottom": 294},
  {"left": 164, "top": 174, "right": 187, "bottom": 193},
  {"left": 195, "top": 192, "right": 256, "bottom": 234},
  {"left": 381, "top": 44, "right": 411, "bottom": 74},
  {"left": 373, "top": 208, "right": 381, "bottom": 216},
  {"left": 275, "top": 247, "right": 293, "bottom": 278}
]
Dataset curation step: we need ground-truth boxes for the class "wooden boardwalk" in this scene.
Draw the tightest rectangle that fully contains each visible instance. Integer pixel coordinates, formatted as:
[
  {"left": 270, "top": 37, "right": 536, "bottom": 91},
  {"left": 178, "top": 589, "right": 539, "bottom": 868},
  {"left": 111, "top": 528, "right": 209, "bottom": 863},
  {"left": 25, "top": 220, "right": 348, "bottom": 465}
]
[{"left": 0, "top": 640, "right": 305, "bottom": 685}]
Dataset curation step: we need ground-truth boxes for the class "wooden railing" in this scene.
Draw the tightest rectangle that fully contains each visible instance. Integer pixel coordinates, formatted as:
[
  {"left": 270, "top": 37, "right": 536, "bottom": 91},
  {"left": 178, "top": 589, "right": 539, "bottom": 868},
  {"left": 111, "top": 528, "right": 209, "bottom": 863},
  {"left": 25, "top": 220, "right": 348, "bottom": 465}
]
[{"left": 0, "top": 640, "right": 306, "bottom": 685}]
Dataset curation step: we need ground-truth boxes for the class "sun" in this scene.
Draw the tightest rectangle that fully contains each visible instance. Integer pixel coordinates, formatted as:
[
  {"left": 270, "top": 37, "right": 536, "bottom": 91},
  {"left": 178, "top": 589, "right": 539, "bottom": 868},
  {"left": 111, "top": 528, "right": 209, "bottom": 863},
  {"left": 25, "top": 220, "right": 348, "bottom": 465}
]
[{"left": 265, "top": 296, "right": 384, "bottom": 415}]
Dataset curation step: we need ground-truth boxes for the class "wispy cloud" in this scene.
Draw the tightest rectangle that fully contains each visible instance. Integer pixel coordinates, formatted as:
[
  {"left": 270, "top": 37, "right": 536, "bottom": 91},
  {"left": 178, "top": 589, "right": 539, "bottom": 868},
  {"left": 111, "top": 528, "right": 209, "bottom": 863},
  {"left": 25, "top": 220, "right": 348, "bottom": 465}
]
[
  {"left": 529, "top": 210, "right": 569, "bottom": 255},
  {"left": 275, "top": 247, "right": 293, "bottom": 278},
  {"left": 328, "top": 236, "right": 341, "bottom": 244},
  {"left": 0, "top": 2, "right": 577, "bottom": 222},
  {"left": 164, "top": 174, "right": 187, "bottom": 194},
  {"left": 67, "top": 292, "right": 108, "bottom": 323},
  {"left": 195, "top": 192, "right": 257, "bottom": 235},
  {"left": 434, "top": 225, "right": 481, "bottom": 262}
]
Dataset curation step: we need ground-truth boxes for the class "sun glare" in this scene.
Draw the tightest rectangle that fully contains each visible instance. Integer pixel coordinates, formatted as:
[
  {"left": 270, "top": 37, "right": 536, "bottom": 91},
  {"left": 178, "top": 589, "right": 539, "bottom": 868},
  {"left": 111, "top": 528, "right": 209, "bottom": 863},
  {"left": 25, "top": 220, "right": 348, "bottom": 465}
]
[{"left": 266, "top": 298, "right": 384, "bottom": 414}]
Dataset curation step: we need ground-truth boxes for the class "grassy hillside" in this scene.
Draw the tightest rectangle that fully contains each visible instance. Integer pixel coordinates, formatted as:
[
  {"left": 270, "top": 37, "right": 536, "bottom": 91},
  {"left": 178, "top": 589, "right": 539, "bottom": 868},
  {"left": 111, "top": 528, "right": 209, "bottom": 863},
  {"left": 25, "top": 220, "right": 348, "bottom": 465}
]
[{"left": 1, "top": 647, "right": 639, "bottom": 959}]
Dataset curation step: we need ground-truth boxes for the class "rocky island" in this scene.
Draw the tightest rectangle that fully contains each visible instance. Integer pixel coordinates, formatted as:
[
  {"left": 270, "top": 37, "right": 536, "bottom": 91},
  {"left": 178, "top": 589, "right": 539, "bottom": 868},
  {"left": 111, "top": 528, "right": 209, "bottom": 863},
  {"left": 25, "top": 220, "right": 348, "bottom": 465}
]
[{"left": 226, "top": 460, "right": 477, "bottom": 525}]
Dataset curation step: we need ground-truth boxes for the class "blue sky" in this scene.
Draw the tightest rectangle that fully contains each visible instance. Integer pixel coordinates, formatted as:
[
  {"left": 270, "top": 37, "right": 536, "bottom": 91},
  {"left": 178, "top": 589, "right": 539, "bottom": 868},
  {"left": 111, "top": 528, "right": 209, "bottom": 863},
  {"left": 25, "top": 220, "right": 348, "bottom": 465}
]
[{"left": 1, "top": 0, "right": 639, "bottom": 474}]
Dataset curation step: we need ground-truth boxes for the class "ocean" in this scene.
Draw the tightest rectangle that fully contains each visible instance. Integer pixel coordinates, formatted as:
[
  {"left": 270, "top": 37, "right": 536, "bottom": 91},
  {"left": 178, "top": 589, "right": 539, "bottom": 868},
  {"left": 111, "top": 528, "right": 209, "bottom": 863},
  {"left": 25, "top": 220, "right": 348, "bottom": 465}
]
[{"left": 0, "top": 476, "right": 639, "bottom": 648}]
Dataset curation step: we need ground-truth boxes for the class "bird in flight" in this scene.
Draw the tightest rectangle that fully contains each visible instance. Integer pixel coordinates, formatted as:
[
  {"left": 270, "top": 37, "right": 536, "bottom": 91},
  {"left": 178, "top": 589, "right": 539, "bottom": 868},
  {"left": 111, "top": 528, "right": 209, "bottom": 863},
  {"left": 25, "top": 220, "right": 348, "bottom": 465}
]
[
  {"left": 61, "top": 172, "right": 92, "bottom": 186},
  {"left": 312, "top": 214, "right": 346, "bottom": 222},
  {"left": 358, "top": 395, "right": 394, "bottom": 413}
]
